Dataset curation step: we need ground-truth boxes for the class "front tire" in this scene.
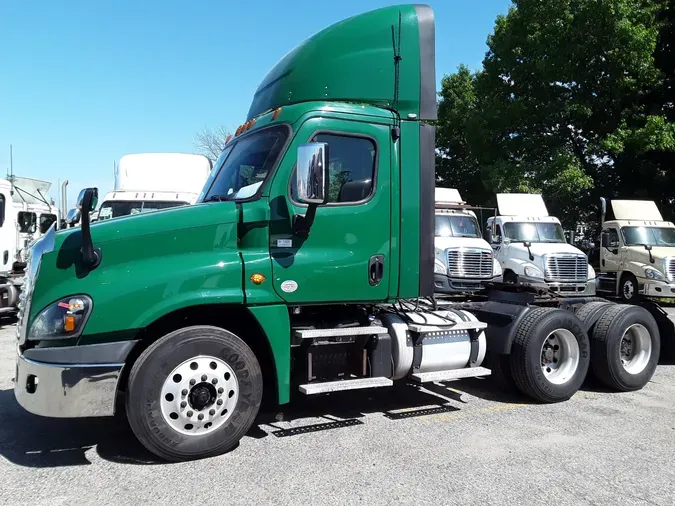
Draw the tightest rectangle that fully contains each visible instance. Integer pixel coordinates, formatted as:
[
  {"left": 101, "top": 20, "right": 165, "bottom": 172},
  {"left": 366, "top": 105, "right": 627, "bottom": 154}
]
[
  {"left": 590, "top": 304, "right": 660, "bottom": 391},
  {"left": 509, "top": 307, "right": 590, "bottom": 403},
  {"left": 619, "top": 273, "right": 640, "bottom": 303},
  {"left": 126, "top": 325, "right": 263, "bottom": 462}
]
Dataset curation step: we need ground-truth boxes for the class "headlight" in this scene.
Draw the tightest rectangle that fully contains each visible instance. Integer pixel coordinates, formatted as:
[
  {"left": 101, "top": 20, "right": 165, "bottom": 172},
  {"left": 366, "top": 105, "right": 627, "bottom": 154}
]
[
  {"left": 492, "top": 258, "right": 502, "bottom": 276},
  {"left": 587, "top": 263, "right": 595, "bottom": 280},
  {"left": 644, "top": 267, "right": 665, "bottom": 281},
  {"left": 524, "top": 265, "right": 544, "bottom": 279},
  {"left": 28, "top": 295, "right": 92, "bottom": 340},
  {"left": 434, "top": 258, "right": 447, "bottom": 275}
]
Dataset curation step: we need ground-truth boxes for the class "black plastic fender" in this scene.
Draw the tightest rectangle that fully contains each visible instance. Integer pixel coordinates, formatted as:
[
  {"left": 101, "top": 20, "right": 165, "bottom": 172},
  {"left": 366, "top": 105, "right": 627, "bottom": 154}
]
[{"left": 462, "top": 301, "right": 532, "bottom": 355}]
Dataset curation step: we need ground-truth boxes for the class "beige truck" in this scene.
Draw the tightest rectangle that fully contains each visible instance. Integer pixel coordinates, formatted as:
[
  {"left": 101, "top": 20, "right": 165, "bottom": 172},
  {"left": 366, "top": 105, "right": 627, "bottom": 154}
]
[{"left": 596, "top": 198, "right": 675, "bottom": 302}]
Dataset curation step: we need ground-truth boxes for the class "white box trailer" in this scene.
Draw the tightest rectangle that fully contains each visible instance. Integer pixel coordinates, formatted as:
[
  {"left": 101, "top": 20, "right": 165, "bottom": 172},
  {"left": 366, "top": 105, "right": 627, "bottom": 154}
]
[{"left": 95, "top": 153, "right": 212, "bottom": 222}]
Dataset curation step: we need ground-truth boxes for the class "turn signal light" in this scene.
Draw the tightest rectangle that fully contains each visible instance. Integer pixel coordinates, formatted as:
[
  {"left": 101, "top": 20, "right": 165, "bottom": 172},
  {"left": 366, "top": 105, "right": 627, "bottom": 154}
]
[
  {"left": 225, "top": 134, "right": 232, "bottom": 144},
  {"left": 272, "top": 107, "right": 282, "bottom": 120},
  {"left": 64, "top": 315, "right": 76, "bottom": 332},
  {"left": 250, "top": 273, "right": 265, "bottom": 285}
]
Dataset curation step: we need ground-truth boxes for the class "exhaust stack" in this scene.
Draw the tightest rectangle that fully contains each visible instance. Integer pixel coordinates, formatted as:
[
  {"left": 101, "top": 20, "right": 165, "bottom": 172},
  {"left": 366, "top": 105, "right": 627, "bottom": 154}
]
[
  {"left": 61, "top": 180, "right": 69, "bottom": 219},
  {"left": 600, "top": 197, "right": 606, "bottom": 227}
]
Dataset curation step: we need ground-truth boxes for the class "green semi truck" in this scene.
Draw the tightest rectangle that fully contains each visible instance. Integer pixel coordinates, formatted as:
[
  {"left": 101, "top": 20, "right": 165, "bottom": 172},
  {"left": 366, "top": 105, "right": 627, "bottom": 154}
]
[{"left": 13, "top": 4, "right": 667, "bottom": 462}]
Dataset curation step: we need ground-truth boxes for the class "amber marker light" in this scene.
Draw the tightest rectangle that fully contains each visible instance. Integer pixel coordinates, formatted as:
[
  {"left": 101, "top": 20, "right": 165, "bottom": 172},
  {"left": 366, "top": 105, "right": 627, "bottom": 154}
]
[
  {"left": 250, "top": 273, "right": 265, "bottom": 285},
  {"left": 272, "top": 107, "right": 282, "bottom": 120},
  {"left": 64, "top": 315, "right": 76, "bottom": 332}
]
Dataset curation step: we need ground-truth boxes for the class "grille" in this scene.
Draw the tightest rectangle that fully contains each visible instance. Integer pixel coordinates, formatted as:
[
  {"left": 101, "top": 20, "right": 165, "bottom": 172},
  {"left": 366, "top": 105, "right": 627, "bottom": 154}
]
[
  {"left": 666, "top": 258, "right": 675, "bottom": 281},
  {"left": 544, "top": 254, "right": 588, "bottom": 282},
  {"left": 446, "top": 249, "right": 493, "bottom": 278}
]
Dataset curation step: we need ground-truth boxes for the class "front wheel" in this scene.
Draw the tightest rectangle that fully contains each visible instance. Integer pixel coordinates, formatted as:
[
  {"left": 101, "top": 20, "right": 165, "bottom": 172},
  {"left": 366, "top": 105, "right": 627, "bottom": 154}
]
[
  {"left": 619, "top": 273, "right": 640, "bottom": 303},
  {"left": 509, "top": 307, "right": 590, "bottom": 403},
  {"left": 126, "top": 325, "right": 263, "bottom": 462}
]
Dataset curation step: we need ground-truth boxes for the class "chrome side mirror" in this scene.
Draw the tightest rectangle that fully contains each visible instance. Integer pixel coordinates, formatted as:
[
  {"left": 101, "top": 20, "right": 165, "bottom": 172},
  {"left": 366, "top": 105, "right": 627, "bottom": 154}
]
[
  {"left": 296, "top": 142, "right": 329, "bottom": 205},
  {"left": 66, "top": 208, "right": 81, "bottom": 226}
]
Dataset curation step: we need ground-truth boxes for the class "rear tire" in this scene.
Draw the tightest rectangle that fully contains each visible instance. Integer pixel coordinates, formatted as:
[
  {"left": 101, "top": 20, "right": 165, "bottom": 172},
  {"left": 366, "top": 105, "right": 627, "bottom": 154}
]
[
  {"left": 126, "top": 325, "right": 263, "bottom": 462},
  {"left": 589, "top": 304, "right": 660, "bottom": 391},
  {"left": 509, "top": 307, "right": 590, "bottom": 403}
]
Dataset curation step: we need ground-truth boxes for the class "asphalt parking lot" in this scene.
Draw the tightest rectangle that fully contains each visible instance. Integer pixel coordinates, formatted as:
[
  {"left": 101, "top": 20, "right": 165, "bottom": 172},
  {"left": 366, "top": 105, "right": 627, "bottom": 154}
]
[{"left": 1, "top": 319, "right": 674, "bottom": 506}]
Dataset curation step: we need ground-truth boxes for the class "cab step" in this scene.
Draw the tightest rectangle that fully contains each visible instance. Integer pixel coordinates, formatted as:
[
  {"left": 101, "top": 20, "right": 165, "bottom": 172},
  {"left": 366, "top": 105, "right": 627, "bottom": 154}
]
[
  {"left": 294, "top": 326, "right": 388, "bottom": 339},
  {"left": 299, "top": 377, "right": 393, "bottom": 395},
  {"left": 410, "top": 366, "right": 491, "bottom": 383}
]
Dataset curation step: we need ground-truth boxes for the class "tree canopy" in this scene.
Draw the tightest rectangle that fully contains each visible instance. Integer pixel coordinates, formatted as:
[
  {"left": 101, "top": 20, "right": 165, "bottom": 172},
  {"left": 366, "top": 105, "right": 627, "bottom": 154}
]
[{"left": 436, "top": 0, "right": 675, "bottom": 231}]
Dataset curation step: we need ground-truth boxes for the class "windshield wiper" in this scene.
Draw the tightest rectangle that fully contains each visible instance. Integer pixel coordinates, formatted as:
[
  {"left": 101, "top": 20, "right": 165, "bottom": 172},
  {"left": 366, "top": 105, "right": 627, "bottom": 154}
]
[{"left": 204, "top": 195, "right": 229, "bottom": 202}]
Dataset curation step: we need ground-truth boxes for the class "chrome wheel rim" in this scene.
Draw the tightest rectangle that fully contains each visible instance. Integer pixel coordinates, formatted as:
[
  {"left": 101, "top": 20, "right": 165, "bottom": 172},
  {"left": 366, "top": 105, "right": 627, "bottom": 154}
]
[
  {"left": 620, "top": 324, "right": 652, "bottom": 375},
  {"left": 160, "top": 356, "right": 239, "bottom": 436},
  {"left": 540, "top": 329, "right": 580, "bottom": 385},
  {"left": 623, "top": 279, "right": 635, "bottom": 299}
]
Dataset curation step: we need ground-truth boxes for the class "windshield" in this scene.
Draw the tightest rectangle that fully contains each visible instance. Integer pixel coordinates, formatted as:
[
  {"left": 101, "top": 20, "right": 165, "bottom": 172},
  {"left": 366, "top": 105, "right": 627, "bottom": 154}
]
[
  {"left": 622, "top": 226, "right": 675, "bottom": 247},
  {"left": 201, "top": 125, "right": 289, "bottom": 202},
  {"left": 435, "top": 214, "right": 481, "bottom": 238},
  {"left": 97, "top": 200, "right": 188, "bottom": 221},
  {"left": 503, "top": 222, "right": 566, "bottom": 243}
]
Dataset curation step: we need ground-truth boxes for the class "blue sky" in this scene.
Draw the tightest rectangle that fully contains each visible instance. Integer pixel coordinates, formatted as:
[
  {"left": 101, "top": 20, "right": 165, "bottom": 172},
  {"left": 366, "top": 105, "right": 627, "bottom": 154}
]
[{"left": 0, "top": 0, "right": 512, "bottom": 207}]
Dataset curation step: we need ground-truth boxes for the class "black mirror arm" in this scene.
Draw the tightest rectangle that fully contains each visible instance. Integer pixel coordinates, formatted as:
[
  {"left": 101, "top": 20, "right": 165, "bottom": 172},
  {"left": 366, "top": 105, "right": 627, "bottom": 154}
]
[
  {"left": 292, "top": 205, "right": 317, "bottom": 238},
  {"left": 80, "top": 191, "right": 101, "bottom": 269}
]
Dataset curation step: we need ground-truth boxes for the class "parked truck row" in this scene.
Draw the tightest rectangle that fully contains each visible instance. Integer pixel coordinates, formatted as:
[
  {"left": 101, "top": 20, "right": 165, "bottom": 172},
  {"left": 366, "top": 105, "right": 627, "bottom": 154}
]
[{"left": 12, "top": 3, "right": 673, "bottom": 463}]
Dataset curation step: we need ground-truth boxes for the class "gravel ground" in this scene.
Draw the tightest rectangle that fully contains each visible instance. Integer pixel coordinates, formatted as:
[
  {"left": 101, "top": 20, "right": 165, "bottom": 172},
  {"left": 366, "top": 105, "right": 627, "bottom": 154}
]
[{"left": 0, "top": 317, "right": 674, "bottom": 506}]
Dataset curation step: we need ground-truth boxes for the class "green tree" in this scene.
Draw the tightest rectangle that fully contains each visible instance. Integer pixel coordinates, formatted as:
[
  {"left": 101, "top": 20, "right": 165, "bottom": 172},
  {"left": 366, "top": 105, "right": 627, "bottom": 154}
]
[{"left": 436, "top": 0, "right": 674, "bottom": 229}]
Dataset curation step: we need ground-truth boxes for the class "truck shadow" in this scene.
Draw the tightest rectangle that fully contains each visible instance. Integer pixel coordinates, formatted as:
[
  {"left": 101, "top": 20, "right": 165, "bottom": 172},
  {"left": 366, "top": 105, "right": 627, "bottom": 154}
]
[{"left": 0, "top": 379, "right": 525, "bottom": 468}]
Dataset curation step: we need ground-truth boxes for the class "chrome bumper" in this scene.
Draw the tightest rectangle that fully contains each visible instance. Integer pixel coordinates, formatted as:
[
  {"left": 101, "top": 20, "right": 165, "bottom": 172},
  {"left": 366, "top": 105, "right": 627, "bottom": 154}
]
[
  {"left": 642, "top": 281, "right": 675, "bottom": 298},
  {"left": 14, "top": 348, "right": 124, "bottom": 418},
  {"left": 545, "top": 280, "right": 596, "bottom": 297}
]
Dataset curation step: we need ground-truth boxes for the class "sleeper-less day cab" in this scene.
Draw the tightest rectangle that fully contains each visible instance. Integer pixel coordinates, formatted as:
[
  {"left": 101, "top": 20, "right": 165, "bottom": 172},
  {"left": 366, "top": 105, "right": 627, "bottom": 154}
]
[
  {"left": 596, "top": 198, "right": 675, "bottom": 302},
  {"left": 487, "top": 193, "right": 596, "bottom": 296},
  {"left": 433, "top": 187, "right": 502, "bottom": 293},
  {"left": 14, "top": 4, "right": 664, "bottom": 462}
]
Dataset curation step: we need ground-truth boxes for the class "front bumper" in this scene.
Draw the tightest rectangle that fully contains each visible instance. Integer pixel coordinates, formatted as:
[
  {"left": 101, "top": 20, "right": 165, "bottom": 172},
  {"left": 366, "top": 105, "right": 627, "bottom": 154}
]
[
  {"left": 516, "top": 275, "right": 596, "bottom": 297},
  {"left": 434, "top": 273, "right": 501, "bottom": 293},
  {"left": 641, "top": 281, "right": 675, "bottom": 298},
  {"left": 14, "top": 340, "right": 137, "bottom": 418}
]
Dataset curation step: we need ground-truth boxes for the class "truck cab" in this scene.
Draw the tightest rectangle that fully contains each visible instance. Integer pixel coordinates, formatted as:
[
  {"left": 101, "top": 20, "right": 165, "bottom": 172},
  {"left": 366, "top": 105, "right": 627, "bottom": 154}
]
[
  {"left": 434, "top": 187, "right": 501, "bottom": 293},
  {"left": 596, "top": 198, "right": 675, "bottom": 302},
  {"left": 0, "top": 176, "right": 60, "bottom": 313},
  {"left": 487, "top": 193, "right": 596, "bottom": 296},
  {"left": 94, "top": 153, "right": 211, "bottom": 222}
]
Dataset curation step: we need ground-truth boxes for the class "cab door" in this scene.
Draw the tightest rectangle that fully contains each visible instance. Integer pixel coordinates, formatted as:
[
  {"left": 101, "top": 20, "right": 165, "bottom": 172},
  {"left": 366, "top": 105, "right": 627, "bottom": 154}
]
[
  {"left": 601, "top": 227, "right": 621, "bottom": 273},
  {"left": 269, "top": 116, "right": 392, "bottom": 303}
]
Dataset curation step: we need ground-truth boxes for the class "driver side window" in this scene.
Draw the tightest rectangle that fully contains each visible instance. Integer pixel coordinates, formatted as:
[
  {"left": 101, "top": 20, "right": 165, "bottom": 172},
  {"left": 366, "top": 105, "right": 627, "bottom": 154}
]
[
  {"left": 291, "top": 132, "right": 376, "bottom": 204},
  {"left": 604, "top": 228, "right": 620, "bottom": 249}
]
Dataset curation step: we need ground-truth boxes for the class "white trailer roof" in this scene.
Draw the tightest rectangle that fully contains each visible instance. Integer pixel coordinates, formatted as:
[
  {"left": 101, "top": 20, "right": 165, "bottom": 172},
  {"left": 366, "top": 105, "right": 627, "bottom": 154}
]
[
  {"left": 115, "top": 153, "right": 211, "bottom": 194},
  {"left": 497, "top": 193, "right": 549, "bottom": 217},
  {"left": 610, "top": 200, "right": 663, "bottom": 221},
  {"left": 434, "top": 187, "right": 464, "bottom": 204}
]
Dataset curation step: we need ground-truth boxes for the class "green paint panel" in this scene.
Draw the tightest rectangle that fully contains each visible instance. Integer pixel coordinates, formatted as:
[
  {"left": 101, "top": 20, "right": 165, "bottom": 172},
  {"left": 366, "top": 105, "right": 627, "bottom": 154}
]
[
  {"left": 248, "top": 305, "right": 291, "bottom": 404},
  {"left": 267, "top": 111, "right": 394, "bottom": 303},
  {"left": 246, "top": 4, "right": 435, "bottom": 123}
]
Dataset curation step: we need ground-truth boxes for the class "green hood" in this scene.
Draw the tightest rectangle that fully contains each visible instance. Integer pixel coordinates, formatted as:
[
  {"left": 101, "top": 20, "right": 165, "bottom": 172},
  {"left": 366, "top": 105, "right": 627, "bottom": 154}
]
[{"left": 30, "top": 202, "right": 244, "bottom": 340}]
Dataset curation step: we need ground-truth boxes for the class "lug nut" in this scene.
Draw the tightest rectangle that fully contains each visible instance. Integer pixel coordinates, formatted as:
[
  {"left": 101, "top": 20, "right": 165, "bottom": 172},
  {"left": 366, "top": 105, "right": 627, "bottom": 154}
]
[
  {"left": 212, "top": 378, "right": 218, "bottom": 385},
  {"left": 209, "top": 409, "right": 215, "bottom": 416},
  {"left": 218, "top": 387, "right": 224, "bottom": 394},
  {"left": 187, "top": 410, "right": 193, "bottom": 417},
  {"left": 217, "top": 399, "right": 223, "bottom": 406},
  {"left": 181, "top": 401, "right": 187, "bottom": 408},
  {"left": 190, "top": 379, "right": 196, "bottom": 386},
  {"left": 201, "top": 375, "right": 207, "bottom": 382},
  {"left": 198, "top": 414, "right": 204, "bottom": 420},
  {"left": 182, "top": 389, "right": 188, "bottom": 396}
]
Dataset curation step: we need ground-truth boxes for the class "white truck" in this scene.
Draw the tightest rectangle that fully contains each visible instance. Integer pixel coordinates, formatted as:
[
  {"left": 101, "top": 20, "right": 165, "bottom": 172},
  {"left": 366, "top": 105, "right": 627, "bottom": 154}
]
[
  {"left": 92, "top": 153, "right": 212, "bottom": 222},
  {"left": 486, "top": 193, "right": 596, "bottom": 296},
  {"left": 434, "top": 187, "right": 502, "bottom": 293},
  {"left": 596, "top": 197, "right": 675, "bottom": 302},
  {"left": 0, "top": 176, "right": 61, "bottom": 313}
]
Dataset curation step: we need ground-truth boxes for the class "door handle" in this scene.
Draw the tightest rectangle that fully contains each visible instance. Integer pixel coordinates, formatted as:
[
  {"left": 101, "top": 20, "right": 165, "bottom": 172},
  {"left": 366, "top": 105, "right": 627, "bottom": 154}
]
[{"left": 368, "top": 254, "right": 385, "bottom": 286}]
